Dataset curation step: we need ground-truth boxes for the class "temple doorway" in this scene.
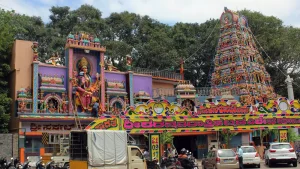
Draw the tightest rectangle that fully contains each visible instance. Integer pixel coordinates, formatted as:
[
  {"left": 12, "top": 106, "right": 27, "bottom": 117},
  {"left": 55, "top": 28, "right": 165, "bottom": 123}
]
[{"left": 173, "top": 136, "right": 198, "bottom": 158}]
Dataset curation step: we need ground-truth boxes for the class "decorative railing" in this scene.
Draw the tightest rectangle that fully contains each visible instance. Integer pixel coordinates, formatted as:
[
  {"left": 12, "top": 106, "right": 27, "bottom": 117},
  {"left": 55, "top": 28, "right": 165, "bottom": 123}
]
[
  {"left": 152, "top": 88, "right": 176, "bottom": 98},
  {"left": 152, "top": 87, "right": 214, "bottom": 98},
  {"left": 152, "top": 87, "right": 241, "bottom": 98},
  {"left": 196, "top": 87, "right": 211, "bottom": 96},
  {"left": 132, "top": 67, "right": 182, "bottom": 80}
]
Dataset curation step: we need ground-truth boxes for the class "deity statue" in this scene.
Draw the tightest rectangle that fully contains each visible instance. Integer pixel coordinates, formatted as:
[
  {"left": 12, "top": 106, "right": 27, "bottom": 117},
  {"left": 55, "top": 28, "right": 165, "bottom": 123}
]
[
  {"left": 106, "top": 58, "right": 118, "bottom": 71},
  {"left": 74, "top": 57, "right": 100, "bottom": 112},
  {"left": 126, "top": 54, "right": 132, "bottom": 71},
  {"left": 18, "top": 100, "right": 26, "bottom": 112},
  {"left": 46, "top": 52, "right": 60, "bottom": 65},
  {"left": 61, "top": 101, "right": 68, "bottom": 113},
  {"left": 47, "top": 100, "right": 56, "bottom": 113}
]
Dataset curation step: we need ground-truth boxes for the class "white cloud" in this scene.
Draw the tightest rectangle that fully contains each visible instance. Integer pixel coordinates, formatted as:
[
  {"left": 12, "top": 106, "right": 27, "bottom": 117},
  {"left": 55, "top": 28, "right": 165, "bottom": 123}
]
[
  {"left": 1, "top": 0, "right": 299, "bottom": 27},
  {"left": 0, "top": 0, "right": 51, "bottom": 22}
]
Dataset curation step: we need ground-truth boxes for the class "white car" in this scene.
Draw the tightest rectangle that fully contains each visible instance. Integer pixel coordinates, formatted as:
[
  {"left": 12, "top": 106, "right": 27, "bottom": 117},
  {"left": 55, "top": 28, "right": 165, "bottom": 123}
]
[
  {"left": 265, "top": 142, "right": 297, "bottom": 167},
  {"left": 241, "top": 146, "right": 260, "bottom": 168}
]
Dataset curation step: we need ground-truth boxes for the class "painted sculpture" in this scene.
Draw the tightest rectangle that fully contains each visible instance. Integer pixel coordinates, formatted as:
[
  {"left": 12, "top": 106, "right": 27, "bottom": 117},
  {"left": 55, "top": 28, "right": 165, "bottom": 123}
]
[
  {"left": 211, "top": 7, "right": 276, "bottom": 105},
  {"left": 126, "top": 54, "right": 132, "bottom": 71},
  {"left": 46, "top": 52, "right": 60, "bottom": 66},
  {"left": 31, "top": 42, "right": 38, "bottom": 61},
  {"left": 67, "top": 32, "right": 101, "bottom": 48},
  {"left": 74, "top": 57, "right": 101, "bottom": 112}
]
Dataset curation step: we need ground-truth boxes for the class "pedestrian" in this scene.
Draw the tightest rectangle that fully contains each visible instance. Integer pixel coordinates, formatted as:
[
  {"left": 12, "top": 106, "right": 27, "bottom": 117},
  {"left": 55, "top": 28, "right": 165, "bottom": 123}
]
[
  {"left": 237, "top": 145, "right": 244, "bottom": 169},
  {"left": 143, "top": 147, "right": 150, "bottom": 160},
  {"left": 212, "top": 145, "right": 217, "bottom": 151}
]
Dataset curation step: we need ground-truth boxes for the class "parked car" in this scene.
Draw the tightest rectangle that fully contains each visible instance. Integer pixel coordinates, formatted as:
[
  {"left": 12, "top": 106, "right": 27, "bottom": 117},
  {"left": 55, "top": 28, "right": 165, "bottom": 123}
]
[
  {"left": 241, "top": 146, "right": 260, "bottom": 168},
  {"left": 202, "top": 149, "right": 239, "bottom": 169},
  {"left": 264, "top": 142, "right": 297, "bottom": 167}
]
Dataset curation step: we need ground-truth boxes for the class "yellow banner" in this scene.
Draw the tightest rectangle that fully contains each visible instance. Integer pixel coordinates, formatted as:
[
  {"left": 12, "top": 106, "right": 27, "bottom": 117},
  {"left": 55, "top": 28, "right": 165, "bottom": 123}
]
[
  {"left": 86, "top": 118, "right": 120, "bottom": 130},
  {"left": 150, "top": 134, "right": 160, "bottom": 161},
  {"left": 279, "top": 130, "right": 288, "bottom": 142},
  {"left": 121, "top": 116, "right": 300, "bottom": 133}
]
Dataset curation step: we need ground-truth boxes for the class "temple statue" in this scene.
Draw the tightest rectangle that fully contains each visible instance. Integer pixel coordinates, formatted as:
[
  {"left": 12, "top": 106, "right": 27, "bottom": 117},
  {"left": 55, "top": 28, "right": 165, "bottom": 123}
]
[{"left": 74, "top": 57, "right": 100, "bottom": 112}]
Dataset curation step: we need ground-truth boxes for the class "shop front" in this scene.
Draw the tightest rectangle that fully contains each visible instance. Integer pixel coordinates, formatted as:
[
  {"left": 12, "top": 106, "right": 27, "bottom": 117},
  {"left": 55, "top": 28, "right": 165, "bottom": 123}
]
[{"left": 19, "top": 120, "right": 93, "bottom": 161}]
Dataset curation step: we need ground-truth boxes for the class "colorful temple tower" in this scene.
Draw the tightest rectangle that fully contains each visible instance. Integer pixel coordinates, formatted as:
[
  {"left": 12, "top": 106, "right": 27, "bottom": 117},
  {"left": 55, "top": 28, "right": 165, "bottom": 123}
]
[{"left": 211, "top": 7, "right": 276, "bottom": 104}]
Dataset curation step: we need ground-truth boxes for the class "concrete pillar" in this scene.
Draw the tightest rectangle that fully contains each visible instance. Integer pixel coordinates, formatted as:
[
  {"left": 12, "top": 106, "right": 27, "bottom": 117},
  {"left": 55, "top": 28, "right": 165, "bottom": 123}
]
[
  {"left": 68, "top": 48, "right": 74, "bottom": 113},
  {"left": 100, "top": 52, "right": 105, "bottom": 109},
  {"left": 285, "top": 75, "right": 294, "bottom": 100},
  {"left": 32, "top": 62, "right": 39, "bottom": 113},
  {"left": 285, "top": 75, "right": 298, "bottom": 135},
  {"left": 128, "top": 72, "right": 134, "bottom": 106}
]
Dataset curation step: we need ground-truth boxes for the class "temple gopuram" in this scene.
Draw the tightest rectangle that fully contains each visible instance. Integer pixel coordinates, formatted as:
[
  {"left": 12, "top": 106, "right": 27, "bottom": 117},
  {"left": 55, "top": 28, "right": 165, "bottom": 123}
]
[{"left": 9, "top": 9, "right": 300, "bottom": 162}]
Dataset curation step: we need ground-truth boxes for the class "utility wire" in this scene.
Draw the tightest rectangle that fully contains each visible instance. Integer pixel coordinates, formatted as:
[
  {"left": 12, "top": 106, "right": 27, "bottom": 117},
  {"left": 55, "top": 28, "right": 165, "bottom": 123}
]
[
  {"left": 247, "top": 27, "right": 300, "bottom": 89},
  {"left": 184, "top": 20, "right": 219, "bottom": 63}
]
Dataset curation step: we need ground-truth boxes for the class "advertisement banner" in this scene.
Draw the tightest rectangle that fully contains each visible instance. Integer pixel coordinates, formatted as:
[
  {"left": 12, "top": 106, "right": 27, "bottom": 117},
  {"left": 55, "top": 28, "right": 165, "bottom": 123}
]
[
  {"left": 149, "top": 134, "right": 160, "bottom": 161},
  {"left": 85, "top": 118, "right": 120, "bottom": 130},
  {"left": 279, "top": 129, "right": 288, "bottom": 142},
  {"left": 121, "top": 116, "right": 300, "bottom": 133}
]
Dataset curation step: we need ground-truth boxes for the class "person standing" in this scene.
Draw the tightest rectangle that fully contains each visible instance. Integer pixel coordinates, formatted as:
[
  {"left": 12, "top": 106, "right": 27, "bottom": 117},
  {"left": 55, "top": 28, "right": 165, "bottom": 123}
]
[{"left": 237, "top": 145, "right": 244, "bottom": 169}]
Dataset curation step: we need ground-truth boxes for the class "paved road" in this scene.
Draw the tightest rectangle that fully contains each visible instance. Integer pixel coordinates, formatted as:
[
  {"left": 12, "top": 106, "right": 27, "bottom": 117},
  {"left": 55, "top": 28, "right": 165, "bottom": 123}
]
[
  {"left": 245, "top": 163, "right": 300, "bottom": 169},
  {"left": 197, "top": 160, "right": 300, "bottom": 169}
]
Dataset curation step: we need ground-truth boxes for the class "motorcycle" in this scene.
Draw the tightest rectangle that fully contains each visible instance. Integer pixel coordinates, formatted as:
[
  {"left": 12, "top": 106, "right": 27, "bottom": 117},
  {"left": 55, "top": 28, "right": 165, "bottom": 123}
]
[
  {"left": 6, "top": 157, "right": 16, "bottom": 169},
  {"left": 45, "top": 161, "right": 55, "bottom": 169},
  {"left": 21, "top": 157, "right": 31, "bottom": 169},
  {"left": 36, "top": 157, "right": 44, "bottom": 169},
  {"left": 146, "top": 158, "right": 160, "bottom": 169},
  {"left": 0, "top": 157, "right": 7, "bottom": 169},
  {"left": 161, "top": 157, "right": 184, "bottom": 169},
  {"left": 178, "top": 150, "right": 198, "bottom": 169},
  {"left": 13, "top": 158, "right": 21, "bottom": 169}
]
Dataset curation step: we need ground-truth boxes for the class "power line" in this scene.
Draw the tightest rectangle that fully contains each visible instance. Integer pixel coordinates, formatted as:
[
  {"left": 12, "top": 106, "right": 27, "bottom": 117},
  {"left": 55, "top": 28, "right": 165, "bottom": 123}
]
[
  {"left": 247, "top": 27, "right": 300, "bottom": 89},
  {"left": 184, "top": 20, "right": 219, "bottom": 63}
]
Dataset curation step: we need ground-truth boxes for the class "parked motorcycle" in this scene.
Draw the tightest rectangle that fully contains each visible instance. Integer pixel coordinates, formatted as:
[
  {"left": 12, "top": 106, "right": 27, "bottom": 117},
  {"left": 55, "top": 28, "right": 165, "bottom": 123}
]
[
  {"left": 0, "top": 157, "right": 7, "bottom": 169},
  {"left": 161, "top": 156, "right": 184, "bottom": 169},
  {"left": 45, "top": 161, "right": 55, "bottom": 169},
  {"left": 178, "top": 150, "right": 198, "bottom": 169},
  {"left": 21, "top": 157, "right": 31, "bottom": 169},
  {"left": 13, "top": 158, "right": 21, "bottom": 169},
  {"left": 146, "top": 158, "right": 160, "bottom": 169},
  {"left": 5, "top": 157, "right": 16, "bottom": 169},
  {"left": 36, "top": 157, "right": 44, "bottom": 169}
]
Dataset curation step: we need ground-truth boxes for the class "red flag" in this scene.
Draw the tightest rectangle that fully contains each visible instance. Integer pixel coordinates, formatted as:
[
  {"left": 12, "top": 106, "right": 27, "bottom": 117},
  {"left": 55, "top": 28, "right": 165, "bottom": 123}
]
[{"left": 180, "top": 59, "right": 184, "bottom": 74}]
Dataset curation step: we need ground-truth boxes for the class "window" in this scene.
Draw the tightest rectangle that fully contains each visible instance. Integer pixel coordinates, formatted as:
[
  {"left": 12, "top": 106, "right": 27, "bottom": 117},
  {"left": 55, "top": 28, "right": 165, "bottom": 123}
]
[
  {"left": 271, "top": 144, "right": 291, "bottom": 149},
  {"left": 241, "top": 147, "right": 256, "bottom": 153},
  {"left": 218, "top": 150, "right": 236, "bottom": 157},
  {"left": 131, "top": 148, "right": 143, "bottom": 159},
  {"left": 48, "top": 134, "right": 69, "bottom": 144}
]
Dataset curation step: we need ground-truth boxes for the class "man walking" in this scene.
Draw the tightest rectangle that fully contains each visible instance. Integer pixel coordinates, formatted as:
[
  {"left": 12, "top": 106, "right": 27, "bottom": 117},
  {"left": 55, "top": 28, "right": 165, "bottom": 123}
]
[{"left": 237, "top": 145, "right": 244, "bottom": 169}]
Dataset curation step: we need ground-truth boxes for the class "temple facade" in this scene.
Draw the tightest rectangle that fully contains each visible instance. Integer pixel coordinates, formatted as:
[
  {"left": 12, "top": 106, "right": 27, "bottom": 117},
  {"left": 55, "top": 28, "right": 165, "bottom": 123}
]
[{"left": 9, "top": 9, "right": 300, "bottom": 162}]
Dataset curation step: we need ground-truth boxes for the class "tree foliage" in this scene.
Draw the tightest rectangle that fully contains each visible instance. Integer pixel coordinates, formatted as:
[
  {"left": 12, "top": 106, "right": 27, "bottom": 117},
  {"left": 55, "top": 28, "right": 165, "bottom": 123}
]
[
  {"left": 0, "top": 6, "right": 300, "bottom": 132},
  {"left": 220, "top": 129, "right": 238, "bottom": 148}
]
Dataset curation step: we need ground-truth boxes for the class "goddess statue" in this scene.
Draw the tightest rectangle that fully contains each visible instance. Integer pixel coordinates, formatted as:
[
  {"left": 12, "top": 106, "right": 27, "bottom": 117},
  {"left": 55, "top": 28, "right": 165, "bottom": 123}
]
[{"left": 75, "top": 57, "right": 100, "bottom": 112}]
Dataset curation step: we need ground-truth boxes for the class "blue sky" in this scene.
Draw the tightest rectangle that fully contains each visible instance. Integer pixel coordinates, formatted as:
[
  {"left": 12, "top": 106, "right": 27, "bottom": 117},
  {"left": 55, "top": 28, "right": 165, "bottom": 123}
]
[{"left": 0, "top": 0, "right": 299, "bottom": 27}]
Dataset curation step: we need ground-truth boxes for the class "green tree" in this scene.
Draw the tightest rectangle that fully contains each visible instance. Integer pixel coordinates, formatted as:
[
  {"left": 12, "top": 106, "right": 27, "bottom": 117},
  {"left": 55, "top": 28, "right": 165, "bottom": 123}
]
[
  {"left": 0, "top": 9, "right": 46, "bottom": 132},
  {"left": 288, "top": 129, "right": 300, "bottom": 142},
  {"left": 220, "top": 129, "right": 238, "bottom": 148},
  {"left": 239, "top": 10, "right": 300, "bottom": 99}
]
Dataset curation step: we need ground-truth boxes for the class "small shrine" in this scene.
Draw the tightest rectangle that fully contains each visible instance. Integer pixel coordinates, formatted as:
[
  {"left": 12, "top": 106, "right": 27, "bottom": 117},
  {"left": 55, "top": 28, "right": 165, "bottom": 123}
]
[
  {"left": 105, "top": 80, "right": 127, "bottom": 114},
  {"left": 17, "top": 87, "right": 32, "bottom": 113},
  {"left": 175, "top": 80, "right": 197, "bottom": 111},
  {"left": 134, "top": 90, "right": 151, "bottom": 103}
]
